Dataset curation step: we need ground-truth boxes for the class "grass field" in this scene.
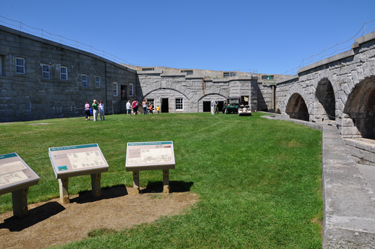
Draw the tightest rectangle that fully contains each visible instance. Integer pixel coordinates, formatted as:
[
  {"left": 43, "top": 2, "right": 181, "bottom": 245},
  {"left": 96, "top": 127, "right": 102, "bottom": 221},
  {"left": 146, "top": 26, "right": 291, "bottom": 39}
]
[{"left": 0, "top": 112, "right": 323, "bottom": 248}]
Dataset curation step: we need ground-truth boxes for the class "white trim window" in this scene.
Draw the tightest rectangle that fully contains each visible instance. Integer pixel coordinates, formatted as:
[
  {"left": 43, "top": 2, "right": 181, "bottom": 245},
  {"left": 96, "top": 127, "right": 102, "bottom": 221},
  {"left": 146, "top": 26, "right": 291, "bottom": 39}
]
[
  {"left": 95, "top": 76, "right": 100, "bottom": 88},
  {"left": 113, "top": 82, "right": 118, "bottom": 96},
  {"left": 42, "top": 65, "right": 50, "bottom": 79},
  {"left": 146, "top": 98, "right": 154, "bottom": 107},
  {"left": 129, "top": 84, "right": 133, "bottom": 96},
  {"left": 60, "top": 67, "right": 68, "bottom": 80},
  {"left": 16, "top": 57, "right": 25, "bottom": 74},
  {"left": 82, "top": 75, "right": 88, "bottom": 87},
  {"left": 176, "top": 98, "right": 183, "bottom": 110}
]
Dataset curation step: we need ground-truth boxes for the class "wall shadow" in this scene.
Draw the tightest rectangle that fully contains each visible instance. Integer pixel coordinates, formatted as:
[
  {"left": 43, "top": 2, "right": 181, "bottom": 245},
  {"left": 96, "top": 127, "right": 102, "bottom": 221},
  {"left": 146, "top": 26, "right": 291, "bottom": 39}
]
[
  {"left": 141, "top": 181, "right": 194, "bottom": 194},
  {"left": 70, "top": 184, "right": 128, "bottom": 204},
  {"left": 0, "top": 201, "right": 65, "bottom": 232}
]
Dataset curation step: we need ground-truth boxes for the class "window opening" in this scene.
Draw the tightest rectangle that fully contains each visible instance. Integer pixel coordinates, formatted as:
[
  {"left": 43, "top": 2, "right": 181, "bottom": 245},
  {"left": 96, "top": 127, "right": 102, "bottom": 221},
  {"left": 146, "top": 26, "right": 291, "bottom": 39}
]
[
  {"left": 113, "top": 82, "right": 118, "bottom": 96},
  {"left": 16, "top": 58, "right": 25, "bottom": 74},
  {"left": 42, "top": 65, "right": 50, "bottom": 79},
  {"left": 60, "top": 67, "right": 68, "bottom": 80},
  {"left": 95, "top": 76, "right": 100, "bottom": 88},
  {"left": 82, "top": 75, "right": 88, "bottom": 87},
  {"left": 176, "top": 98, "right": 183, "bottom": 110}
]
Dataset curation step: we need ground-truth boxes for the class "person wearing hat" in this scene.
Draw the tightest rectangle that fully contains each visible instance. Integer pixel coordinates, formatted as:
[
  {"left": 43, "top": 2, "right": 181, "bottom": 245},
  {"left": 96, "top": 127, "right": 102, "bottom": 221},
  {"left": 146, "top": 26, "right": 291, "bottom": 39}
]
[{"left": 92, "top": 99, "right": 99, "bottom": 121}]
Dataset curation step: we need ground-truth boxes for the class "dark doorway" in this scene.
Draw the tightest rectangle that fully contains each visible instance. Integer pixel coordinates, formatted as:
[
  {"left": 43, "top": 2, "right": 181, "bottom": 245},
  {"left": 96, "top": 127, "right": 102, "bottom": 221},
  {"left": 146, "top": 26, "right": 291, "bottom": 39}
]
[
  {"left": 203, "top": 101, "right": 211, "bottom": 112},
  {"left": 121, "top": 86, "right": 127, "bottom": 100},
  {"left": 217, "top": 101, "right": 224, "bottom": 112},
  {"left": 161, "top": 98, "right": 169, "bottom": 113}
]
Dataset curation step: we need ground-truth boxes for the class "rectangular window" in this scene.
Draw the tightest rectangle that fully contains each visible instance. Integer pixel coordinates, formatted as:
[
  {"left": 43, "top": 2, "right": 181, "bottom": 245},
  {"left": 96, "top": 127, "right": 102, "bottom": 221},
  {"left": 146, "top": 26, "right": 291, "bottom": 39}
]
[
  {"left": 181, "top": 69, "right": 193, "bottom": 75},
  {"left": 16, "top": 57, "right": 25, "bottom": 74},
  {"left": 129, "top": 84, "right": 133, "bottom": 96},
  {"left": 42, "top": 65, "right": 50, "bottom": 79},
  {"left": 82, "top": 75, "right": 88, "bottom": 87},
  {"left": 95, "top": 76, "right": 100, "bottom": 88},
  {"left": 176, "top": 98, "right": 183, "bottom": 110},
  {"left": 113, "top": 82, "right": 118, "bottom": 96},
  {"left": 223, "top": 72, "right": 235, "bottom": 77},
  {"left": 60, "top": 67, "right": 68, "bottom": 80},
  {"left": 142, "top": 67, "right": 154, "bottom": 71},
  {"left": 262, "top": 75, "right": 274, "bottom": 80},
  {"left": 146, "top": 99, "right": 154, "bottom": 107}
]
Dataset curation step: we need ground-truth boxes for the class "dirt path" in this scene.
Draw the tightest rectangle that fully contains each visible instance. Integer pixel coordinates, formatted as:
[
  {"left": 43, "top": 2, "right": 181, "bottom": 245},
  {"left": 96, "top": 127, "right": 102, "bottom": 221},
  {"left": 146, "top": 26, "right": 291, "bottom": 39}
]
[{"left": 0, "top": 186, "right": 198, "bottom": 249}]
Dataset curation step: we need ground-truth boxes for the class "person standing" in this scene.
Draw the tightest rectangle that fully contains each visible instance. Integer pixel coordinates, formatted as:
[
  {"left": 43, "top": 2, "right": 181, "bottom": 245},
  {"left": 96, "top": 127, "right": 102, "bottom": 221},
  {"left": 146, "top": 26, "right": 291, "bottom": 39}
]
[
  {"left": 149, "top": 103, "right": 153, "bottom": 114},
  {"left": 126, "top": 100, "right": 131, "bottom": 115},
  {"left": 156, "top": 105, "right": 160, "bottom": 114},
  {"left": 132, "top": 99, "right": 138, "bottom": 115},
  {"left": 92, "top": 99, "right": 99, "bottom": 121},
  {"left": 142, "top": 99, "right": 147, "bottom": 115},
  {"left": 84, "top": 101, "right": 90, "bottom": 121},
  {"left": 99, "top": 100, "right": 105, "bottom": 121}
]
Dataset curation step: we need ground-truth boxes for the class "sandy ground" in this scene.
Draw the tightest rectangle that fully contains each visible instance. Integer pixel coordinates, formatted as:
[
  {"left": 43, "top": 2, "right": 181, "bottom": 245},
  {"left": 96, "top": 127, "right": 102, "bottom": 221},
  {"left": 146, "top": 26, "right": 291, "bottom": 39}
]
[{"left": 0, "top": 186, "right": 198, "bottom": 249}]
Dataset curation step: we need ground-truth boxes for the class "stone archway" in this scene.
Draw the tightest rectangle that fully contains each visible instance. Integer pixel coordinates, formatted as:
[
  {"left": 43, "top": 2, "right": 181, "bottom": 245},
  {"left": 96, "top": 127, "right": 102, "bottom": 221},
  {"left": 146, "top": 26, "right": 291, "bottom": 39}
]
[
  {"left": 315, "top": 78, "right": 335, "bottom": 121},
  {"left": 343, "top": 76, "right": 375, "bottom": 139},
  {"left": 286, "top": 93, "right": 309, "bottom": 121}
]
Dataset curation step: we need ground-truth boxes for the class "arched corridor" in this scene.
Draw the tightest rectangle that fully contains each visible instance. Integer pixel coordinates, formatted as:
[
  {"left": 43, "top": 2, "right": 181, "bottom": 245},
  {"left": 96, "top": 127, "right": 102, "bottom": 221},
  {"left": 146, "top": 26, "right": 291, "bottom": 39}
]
[
  {"left": 286, "top": 93, "right": 309, "bottom": 121},
  {"left": 344, "top": 76, "right": 375, "bottom": 139},
  {"left": 315, "top": 78, "right": 335, "bottom": 121}
]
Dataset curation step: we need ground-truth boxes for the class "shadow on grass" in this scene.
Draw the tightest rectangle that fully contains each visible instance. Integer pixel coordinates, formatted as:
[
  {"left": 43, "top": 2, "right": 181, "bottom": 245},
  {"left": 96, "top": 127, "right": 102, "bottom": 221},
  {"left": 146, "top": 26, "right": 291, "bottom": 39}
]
[
  {"left": 70, "top": 184, "right": 128, "bottom": 204},
  {"left": 141, "top": 181, "right": 194, "bottom": 194},
  {"left": 0, "top": 201, "right": 65, "bottom": 231}
]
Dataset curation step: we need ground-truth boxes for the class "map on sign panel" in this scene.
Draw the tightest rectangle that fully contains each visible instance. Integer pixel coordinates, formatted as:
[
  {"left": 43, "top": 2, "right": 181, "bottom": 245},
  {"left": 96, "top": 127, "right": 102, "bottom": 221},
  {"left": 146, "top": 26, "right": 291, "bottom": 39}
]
[
  {"left": 0, "top": 161, "right": 29, "bottom": 185},
  {"left": 126, "top": 141, "right": 175, "bottom": 168},
  {"left": 67, "top": 151, "right": 105, "bottom": 169}
]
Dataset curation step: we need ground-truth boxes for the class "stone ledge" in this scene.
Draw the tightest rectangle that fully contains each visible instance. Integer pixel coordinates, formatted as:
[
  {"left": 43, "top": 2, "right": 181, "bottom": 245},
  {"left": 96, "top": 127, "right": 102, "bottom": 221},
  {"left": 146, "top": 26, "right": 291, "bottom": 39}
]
[{"left": 137, "top": 70, "right": 163, "bottom": 75}]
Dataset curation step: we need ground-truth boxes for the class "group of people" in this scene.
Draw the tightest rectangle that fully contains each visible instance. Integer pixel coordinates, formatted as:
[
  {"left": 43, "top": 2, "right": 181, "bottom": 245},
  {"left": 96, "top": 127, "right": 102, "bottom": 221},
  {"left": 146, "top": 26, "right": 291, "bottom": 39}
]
[
  {"left": 85, "top": 99, "right": 161, "bottom": 121},
  {"left": 126, "top": 99, "right": 160, "bottom": 115},
  {"left": 84, "top": 100, "right": 105, "bottom": 121}
]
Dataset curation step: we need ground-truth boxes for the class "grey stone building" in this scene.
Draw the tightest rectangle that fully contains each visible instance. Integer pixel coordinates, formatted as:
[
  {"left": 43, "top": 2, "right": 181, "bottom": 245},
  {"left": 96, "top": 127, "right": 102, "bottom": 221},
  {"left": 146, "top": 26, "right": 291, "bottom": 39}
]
[
  {"left": 0, "top": 24, "right": 137, "bottom": 122},
  {"left": 0, "top": 24, "right": 280, "bottom": 122}
]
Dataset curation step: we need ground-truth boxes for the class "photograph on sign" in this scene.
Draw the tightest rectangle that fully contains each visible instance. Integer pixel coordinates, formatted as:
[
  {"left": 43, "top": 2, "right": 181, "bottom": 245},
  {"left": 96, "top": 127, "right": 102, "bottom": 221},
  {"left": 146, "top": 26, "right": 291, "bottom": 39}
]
[
  {"left": 126, "top": 141, "right": 175, "bottom": 169},
  {"left": 0, "top": 153, "right": 40, "bottom": 193},
  {"left": 49, "top": 144, "right": 109, "bottom": 178}
]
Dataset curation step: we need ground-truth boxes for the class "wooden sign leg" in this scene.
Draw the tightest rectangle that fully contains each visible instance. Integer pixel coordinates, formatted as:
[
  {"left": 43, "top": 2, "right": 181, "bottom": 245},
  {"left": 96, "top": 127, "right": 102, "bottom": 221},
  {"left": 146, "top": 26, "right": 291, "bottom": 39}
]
[
  {"left": 12, "top": 187, "right": 29, "bottom": 217},
  {"left": 133, "top": 171, "right": 140, "bottom": 194},
  {"left": 91, "top": 173, "right": 102, "bottom": 197},
  {"left": 163, "top": 169, "right": 169, "bottom": 193},
  {"left": 58, "top": 178, "right": 70, "bottom": 204}
]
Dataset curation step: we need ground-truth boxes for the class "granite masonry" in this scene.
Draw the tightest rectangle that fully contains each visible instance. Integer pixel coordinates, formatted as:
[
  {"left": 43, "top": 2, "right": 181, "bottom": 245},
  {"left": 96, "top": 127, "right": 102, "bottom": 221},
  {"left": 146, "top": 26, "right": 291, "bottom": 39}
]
[{"left": 0, "top": 24, "right": 137, "bottom": 122}]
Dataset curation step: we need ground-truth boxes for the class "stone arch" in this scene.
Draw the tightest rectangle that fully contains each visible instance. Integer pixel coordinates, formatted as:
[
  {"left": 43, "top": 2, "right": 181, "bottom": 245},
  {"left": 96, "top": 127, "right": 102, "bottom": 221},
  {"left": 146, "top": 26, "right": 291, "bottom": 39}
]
[
  {"left": 286, "top": 93, "right": 309, "bottom": 121},
  {"left": 315, "top": 78, "right": 335, "bottom": 121},
  {"left": 198, "top": 93, "right": 227, "bottom": 113},
  {"left": 197, "top": 93, "right": 227, "bottom": 102},
  {"left": 143, "top": 88, "right": 190, "bottom": 100},
  {"left": 343, "top": 76, "right": 375, "bottom": 139}
]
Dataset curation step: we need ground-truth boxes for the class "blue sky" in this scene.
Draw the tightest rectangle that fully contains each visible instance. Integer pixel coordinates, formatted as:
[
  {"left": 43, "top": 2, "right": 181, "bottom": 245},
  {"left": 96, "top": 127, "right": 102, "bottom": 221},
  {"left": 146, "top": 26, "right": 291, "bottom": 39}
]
[{"left": 1, "top": 0, "right": 375, "bottom": 75}]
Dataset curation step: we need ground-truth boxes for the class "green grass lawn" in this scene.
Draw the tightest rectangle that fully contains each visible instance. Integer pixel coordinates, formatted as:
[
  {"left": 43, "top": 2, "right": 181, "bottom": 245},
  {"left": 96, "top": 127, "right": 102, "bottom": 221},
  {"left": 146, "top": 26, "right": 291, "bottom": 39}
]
[{"left": 0, "top": 112, "right": 323, "bottom": 248}]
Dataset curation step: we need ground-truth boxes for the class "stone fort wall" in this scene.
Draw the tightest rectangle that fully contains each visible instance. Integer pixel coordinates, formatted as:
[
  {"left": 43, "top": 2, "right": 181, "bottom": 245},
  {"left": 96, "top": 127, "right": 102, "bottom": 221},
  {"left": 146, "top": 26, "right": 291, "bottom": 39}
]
[
  {"left": 0, "top": 24, "right": 279, "bottom": 122},
  {"left": 0, "top": 25, "right": 137, "bottom": 122}
]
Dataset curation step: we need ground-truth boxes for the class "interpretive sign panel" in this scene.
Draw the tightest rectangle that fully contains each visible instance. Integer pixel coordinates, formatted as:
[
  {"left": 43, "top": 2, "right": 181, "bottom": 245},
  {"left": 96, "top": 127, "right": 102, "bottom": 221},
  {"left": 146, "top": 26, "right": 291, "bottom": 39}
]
[
  {"left": 49, "top": 144, "right": 109, "bottom": 178},
  {"left": 0, "top": 153, "right": 40, "bottom": 195},
  {"left": 126, "top": 141, "right": 175, "bottom": 171}
]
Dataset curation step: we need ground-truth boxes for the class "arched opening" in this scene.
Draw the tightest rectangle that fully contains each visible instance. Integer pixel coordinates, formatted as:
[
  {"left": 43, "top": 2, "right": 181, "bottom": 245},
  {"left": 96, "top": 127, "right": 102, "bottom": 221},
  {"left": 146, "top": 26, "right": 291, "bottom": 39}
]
[
  {"left": 315, "top": 78, "right": 335, "bottom": 120},
  {"left": 343, "top": 76, "right": 375, "bottom": 139},
  {"left": 286, "top": 93, "right": 309, "bottom": 121}
]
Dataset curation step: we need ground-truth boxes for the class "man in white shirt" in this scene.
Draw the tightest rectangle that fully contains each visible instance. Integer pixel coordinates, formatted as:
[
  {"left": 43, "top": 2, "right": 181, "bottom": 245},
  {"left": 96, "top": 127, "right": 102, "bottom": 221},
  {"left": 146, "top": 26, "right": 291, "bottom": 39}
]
[{"left": 126, "top": 100, "right": 131, "bottom": 115}]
